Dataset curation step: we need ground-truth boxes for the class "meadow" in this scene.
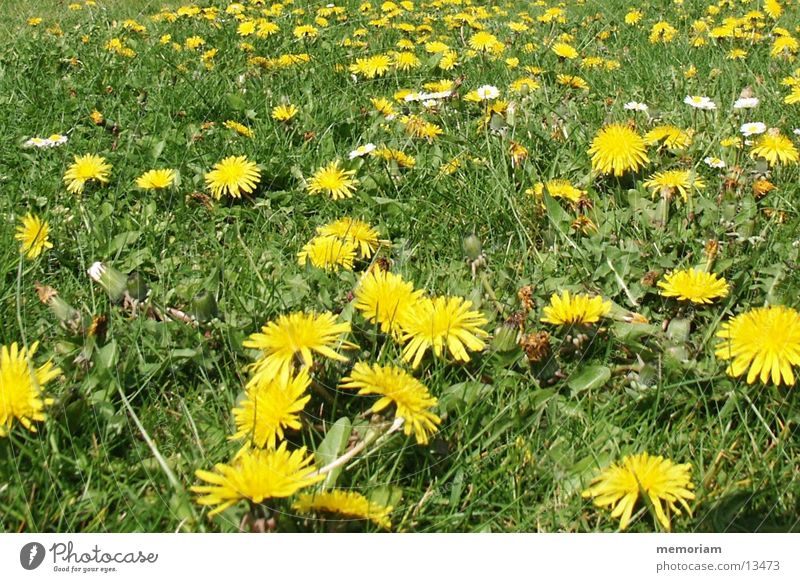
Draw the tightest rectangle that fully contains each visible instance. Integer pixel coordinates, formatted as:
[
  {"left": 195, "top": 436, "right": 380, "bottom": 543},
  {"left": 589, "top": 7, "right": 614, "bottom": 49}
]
[{"left": 1, "top": 0, "right": 799, "bottom": 533}]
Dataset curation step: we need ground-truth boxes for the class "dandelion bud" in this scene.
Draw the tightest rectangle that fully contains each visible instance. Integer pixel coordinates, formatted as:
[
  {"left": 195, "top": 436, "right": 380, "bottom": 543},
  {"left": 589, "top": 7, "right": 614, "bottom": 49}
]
[
  {"left": 463, "top": 234, "right": 483, "bottom": 260},
  {"left": 126, "top": 272, "right": 149, "bottom": 302},
  {"left": 492, "top": 322, "right": 519, "bottom": 352},
  {"left": 191, "top": 290, "right": 219, "bottom": 322},
  {"left": 87, "top": 262, "right": 127, "bottom": 302}
]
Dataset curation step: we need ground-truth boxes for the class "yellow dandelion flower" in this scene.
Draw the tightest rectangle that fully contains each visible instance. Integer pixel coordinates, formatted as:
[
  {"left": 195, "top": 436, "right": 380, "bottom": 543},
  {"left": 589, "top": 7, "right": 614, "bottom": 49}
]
[
  {"left": 749, "top": 130, "right": 799, "bottom": 166},
  {"left": 316, "top": 218, "right": 380, "bottom": 258},
  {"left": 643, "top": 170, "right": 705, "bottom": 202},
  {"left": 204, "top": 156, "right": 260, "bottom": 200},
  {"left": 533, "top": 179, "right": 586, "bottom": 203},
  {"left": 784, "top": 85, "right": 800, "bottom": 104},
  {"left": 649, "top": 21, "right": 678, "bottom": 44},
  {"left": 469, "top": 31, "right": 499, "bottom": 52},
  {"left": 644, "top": 125, "right": 693, "bottom": 150},
  {"left": 541, "top": 290, "right": 611, "bottom": 325},
  {"left": 588, "top": 124, "right": 649, "bottom": 176},
  {"left": 354, "top": 269, "right": 423, "bottom": 337},
  {"left": 272, "top": 104, "right": 298, "bottom": 122},
  {"left": 293, "top": 490, "right": 393, "bottom": 529},
  {"left": 232, "top": 367, "right": 311, "bottom": 450},
  {"left": 552, "top": 42, "right": 578, "bottom": 59},
  {"left": 399, "top": 296, "right": 489, "bottom": 368},
  {"left": 15, "top": 214, "right": 53, "bottom": 259},
  {"left": 582, "top": 452, "right": 695, "bottom": 531},
  {"left": 400, "top": 115, "right": 443, "bottom": 141},
  {"left": 340, "top": 362, "right": 441, "bottom": 444},
  {"left": 135, "top": 169, "right": 176, "bottom": 190},
  {"left": 307, "top": 161, "right": 359, "bottom": 200},
  {"left": 192, "top": 443, "right": 323, "bottom": 516},
  {"left": 392, "top": 51, "right": 421, "bottom": 70},
  {"left": 243, "top": 311, "right": 355, "bottom": 380},
  {"left": 658, "top": 268, "right": 729, "bottom": 304},
  {"left": 223, "top": 120, "right": 253, "bottom": 138},
  {"left": 716, "top": 305, "right": 800, "bottom": 386},
  {"left": 1, "top": 341, "right": 60, "bottom": 437},
  {"left": 556, "top": 74, "right": 589, "bottom": 90},
  {"left": 63, "top": 154, "right": 112, "bottom": 194},
  {"left": 297, "top": 235, "right": 358, "bottom": 272}
]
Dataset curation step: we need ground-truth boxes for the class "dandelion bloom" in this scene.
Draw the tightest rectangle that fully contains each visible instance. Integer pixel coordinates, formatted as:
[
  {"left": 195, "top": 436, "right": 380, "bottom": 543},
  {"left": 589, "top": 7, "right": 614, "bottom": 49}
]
[
  {"left": 135, "top": 168, "right": 176, "bottom": 190},
  {"left": 1, "top": 342, "right": 60, "bottom": 436},
  {"left": 354, "top": 269, "right": 423, "bottom": 337},
  {"left": 297, "top": 235, "right": 357, "bottom": 272},
  {"left": 749, "top": 130, "right": 799, "bottom": 166},
  {"left": 340, "top": 362, "right": 441, "bottom": 444},
  {"left": 588, "top": 124, "right": 649, "bottom": 176},
  {"left": 715, "top": 305, "right": 800, "bottom": 386},
  {"left": 15, "top": 214, "right": 53, "bottom": 259},
  {"left": 223, "top": 120, "right": 253, "bottom": 138},
  {"left": 658, "top": 268, "right": 729, "bottom": 304},
  {"left": 644, "top": 125, "right": 692, "bottom": 150},
  {"left": 582, "top": 452, "right": 695, "bottom": 531},
  {"left": 271, "top": 104, "right": 298, "bottom": 121},
  {"left": 531, "top": 179, "right": 585, "bottom": 203},
  {"left": 541, "top": 290, "right": 611, "bottom": 325},
  {"left": 192, "top": 443, "right": 323, "bottom": 516},
  {"left": 643, "top": 170, "right": 705, "bottom": 202},
  {"left": 232, "top": 367, "right": 311, "bottom": 450},
  {"left": 204, "top": 155, "right": 261, "bottom": 199},
  {"left": 316, "top": 218, "right": 381, "bottom": 258},
  {"left": 551, "top": 42, "right": 578, "bottom": 59},
  {"left": 244, "top": 311, "right": 354, "bottom": 380},
  {"left": 469, "top": 31, "right": 499, "bottom": 52},
  {"left": 306, "top": 161, "right": 359, "bottom": 200},
  {"left": 63, "top": 154, "right": 112, "bottom": 194},
  {"left": 399, "top": 296, "right": 489, "bottom": 368},
  {"left": 293, "top": 490, "right": 393, "bottom": 529}
]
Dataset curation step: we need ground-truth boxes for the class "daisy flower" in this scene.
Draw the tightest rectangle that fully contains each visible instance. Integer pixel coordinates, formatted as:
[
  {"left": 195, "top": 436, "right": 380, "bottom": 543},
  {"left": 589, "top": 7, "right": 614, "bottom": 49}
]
[
  {"left": 204, "top": 155, "right": 261, "bottom": 199},
  {"left": 703, "top": 156, "right": 726, "bottom": 169},
  {"left": 684, "top": 95, "right": 716, "bottom": 110},
  {"left": 733, "top": 97, "right": 759, "bottom": 109},
  {"left": 476, "top": 85, "right": 500, "bottom": 101},
  {"left": 715, "top": 305, "right": 800, "bottom": 386},
  {"left": 348, "top": 143, "right": 376, "bottom": 159},
  {"left": 623, "top": 101, "right": 648, "bottom": 112},
  {"left": 740, "top": 122, "right": 767, "bottom": 137},
  {"left": 582, "top": 452, "right": 695, "bottom": 531}
]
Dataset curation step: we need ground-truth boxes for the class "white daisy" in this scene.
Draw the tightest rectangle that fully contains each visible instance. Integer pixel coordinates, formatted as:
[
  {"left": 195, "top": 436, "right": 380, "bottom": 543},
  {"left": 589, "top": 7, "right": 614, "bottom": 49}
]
[
  {"left": 740, "top": 122, "right": 766, "bottom": 137},
  {"left": 684, "top": 95, "right": 716, "bottom": 110},
  {"left": 348, "top": 143, "right": 377, "bottom": 159},
  {"left": 476, "top": 85, "right": 500, "bottom": 101},
  {"left": 623, "top": 101, "right": 648, "bottom": 111},
  {"left": 703, "top": 156, "right": 726, "bottom": 168},
  {"left": 733, "top": 97, "right": 759, "bottom": 109}
]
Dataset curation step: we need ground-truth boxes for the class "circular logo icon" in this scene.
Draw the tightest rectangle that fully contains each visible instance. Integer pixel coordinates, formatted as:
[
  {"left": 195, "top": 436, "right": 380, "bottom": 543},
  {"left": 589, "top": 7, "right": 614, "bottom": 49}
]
[{"left": 20, "top": 542, "right": 46, "bottom": 570}]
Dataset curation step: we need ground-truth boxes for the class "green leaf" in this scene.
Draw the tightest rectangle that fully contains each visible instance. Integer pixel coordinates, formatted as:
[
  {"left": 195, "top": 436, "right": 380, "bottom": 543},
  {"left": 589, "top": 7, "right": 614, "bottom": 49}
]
[
  {"left": 225, "top": 93, "right": 247, "bottom": 111},
  {"left": 567, "top": 364, "right": 611, "bottom": 396},
  {"left": 315, "top": 417, "right": 352, "bottom": 489},
  {"left": 94, "top": 340, "right": 118, "bottom": 371}
]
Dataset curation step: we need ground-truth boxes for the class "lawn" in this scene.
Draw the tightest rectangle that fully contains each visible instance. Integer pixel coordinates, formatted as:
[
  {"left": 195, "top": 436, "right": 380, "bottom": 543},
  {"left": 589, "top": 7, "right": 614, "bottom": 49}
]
[{"left": 1, "top": 0, "right": 799, "bottom": 533}]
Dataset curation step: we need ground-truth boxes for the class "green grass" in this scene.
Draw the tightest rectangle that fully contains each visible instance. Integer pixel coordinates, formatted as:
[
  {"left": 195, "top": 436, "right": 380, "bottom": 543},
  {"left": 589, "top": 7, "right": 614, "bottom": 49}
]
[{"left": 1, "top": 0, "right": 799, "bottom": 533}]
